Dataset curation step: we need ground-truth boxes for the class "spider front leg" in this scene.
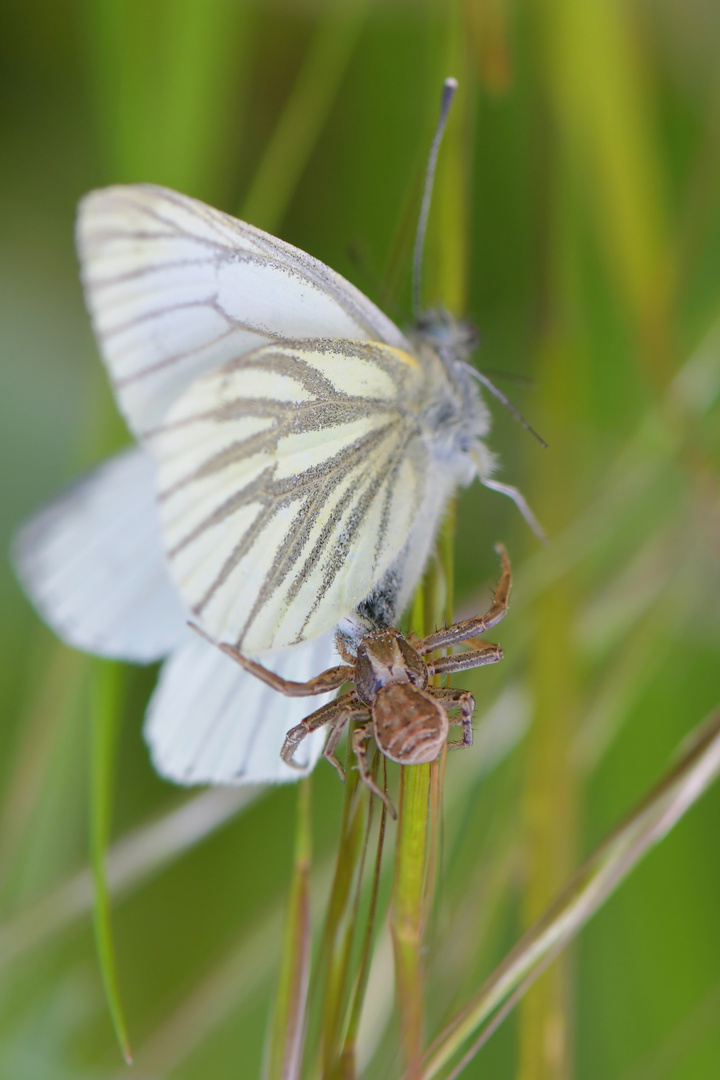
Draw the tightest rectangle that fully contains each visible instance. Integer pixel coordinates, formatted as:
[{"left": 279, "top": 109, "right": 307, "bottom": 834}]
[
  {"left": 282, "top": 691, "right": 357, "bottom": 773},
  {"left": 351, "top": 727, "right": 397, "bottom": 819},
  {"left": 432, "top": 687, "right": 475, "bottom": 749},
  {"left": 217, "top": 641, "right": 353, "bottom": 697},
  {"left": 416, "top": 544, "right": 512, "bottom": 654}
]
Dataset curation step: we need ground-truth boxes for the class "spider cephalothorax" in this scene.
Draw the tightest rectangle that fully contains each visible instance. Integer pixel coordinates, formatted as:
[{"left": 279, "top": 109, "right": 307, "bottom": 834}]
[{"left": 219, "top": 546, "right": 512, "bottom": 817}]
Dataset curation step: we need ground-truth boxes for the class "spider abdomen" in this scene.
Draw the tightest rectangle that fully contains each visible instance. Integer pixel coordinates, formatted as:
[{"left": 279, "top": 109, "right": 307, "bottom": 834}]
[{"left": 372, "top": 683, "right": 448, "bottom": 765}]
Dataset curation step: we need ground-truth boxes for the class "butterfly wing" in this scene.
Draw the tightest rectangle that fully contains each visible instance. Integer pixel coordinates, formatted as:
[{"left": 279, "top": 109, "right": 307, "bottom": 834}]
[
  {"left": 12, "top": 448, "right": 188, "bottom": 662},
  {"left": 150, "top": 338, "right": 432, "bottom": 651},
  {"left": 77, "top": 184, "right": 410, "bottom": 437},
  {"left": 145, "top": 630, "right": 339, "bottom": 784}
]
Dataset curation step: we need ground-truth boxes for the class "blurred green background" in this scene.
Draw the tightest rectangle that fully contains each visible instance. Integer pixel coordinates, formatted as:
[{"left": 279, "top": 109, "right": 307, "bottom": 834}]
[{"left": 2, "top": 0, "right": 720, "bottom": 1077}]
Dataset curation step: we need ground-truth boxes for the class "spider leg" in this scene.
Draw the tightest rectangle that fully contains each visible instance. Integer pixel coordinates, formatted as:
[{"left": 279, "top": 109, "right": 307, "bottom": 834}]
[
  {"left": 217, "top": 640, "right": 353, "bottom": 697},
  {"left": 431, "top": 688, "right": 475, "bottom": 749},
  {"left": 416, "top": 545, "right": 512, "bottom": 654},
  {"left": 351, "top": 727, "right": 397, "bottom": 819},
  {"left": 323, "top": 704, "right": 370, "bottom": 781},
  {"left": 429, "top": 642, "right": 503, "bottom": 675},
  {"left": 281, "top": 691, "right": 356, "bottom": 769}
]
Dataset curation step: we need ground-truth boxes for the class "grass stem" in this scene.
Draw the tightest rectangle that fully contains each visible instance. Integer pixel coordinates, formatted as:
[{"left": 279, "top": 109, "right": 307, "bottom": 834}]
[
  {"left": 391, "top": 763, "right": 432, "bottom": 1080},
  {"left": 419, "top": 704, "right": 720, "bottom": 1078},
  {"left": 90, "top": 659, "right": 132, "bottom": 1065},
  {"left": 264, "top": 777, "right": 312, "bottom": 1080}
]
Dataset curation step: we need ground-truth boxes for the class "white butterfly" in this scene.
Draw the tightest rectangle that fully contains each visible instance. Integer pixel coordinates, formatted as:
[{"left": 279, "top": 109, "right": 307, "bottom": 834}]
[{"left": 13, "top": 182, "right": 538, "bottom": 786}]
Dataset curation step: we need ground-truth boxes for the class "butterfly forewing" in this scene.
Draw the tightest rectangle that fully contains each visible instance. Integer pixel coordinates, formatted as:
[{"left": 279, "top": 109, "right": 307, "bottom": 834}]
[
  {"left": 151, "top": 339, "right": 430, "bottom": 651},
  {"left": 77, "top": 185, "right": 410, "bottom": 437}
]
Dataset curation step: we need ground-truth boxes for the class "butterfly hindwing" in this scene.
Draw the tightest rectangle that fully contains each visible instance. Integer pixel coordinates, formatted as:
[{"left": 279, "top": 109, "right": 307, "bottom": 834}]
[
  {"left": 77, "top": 184, "right": 410, "bottom": 437},
  {"left": 150, "top": 339, "right": 431, "bottom": 651},
  {"left": 145, "top": 629, "right": 339, "bottom": 784},
  {"left": 12, "top": 448, "right": 188, "bottom": 662}
]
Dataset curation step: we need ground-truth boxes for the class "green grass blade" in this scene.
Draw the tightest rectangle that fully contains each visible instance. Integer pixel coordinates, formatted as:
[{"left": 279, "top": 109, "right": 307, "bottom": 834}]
[
  {"left": 107, "top": 897, "right": 287, "bottom": 1078},
  {"left": 540, "top": 0, "right": 673, "bottom": 389},
  {"left": 341, "top": 780, "right": 388, "bottom": 1071},
  {"left": 324, "top": 786, "right": 379, "bottom": 1080},
  {"left": 264, "top": 778, "right": 313, "bottom": 1080},
  {"left": 0, "top": 788, "right": 258, "bottom": 969},
  {"left": 390, "top": 31, "right": 471, "bottom": 1076},
  {"left": 0, "top": 643, "right": 86, "bottom": 902},
  {"left": 419, "top": 704, "right": 720, "bottom": 1079},
  {"left": 313, "top": 752, "right": 365, "bottom": 1077},
  {"left": 90, "top": 659, "right": 132, "bottom": 1065},
  {"left": 240, "top": 0, "right": 369, "bottom": 232},
  {"left": 391, "top": 761, "right": 432, "bottom": 1080},
  {"left": 83, "top": 0, "right": 248, "bottom": 196}
]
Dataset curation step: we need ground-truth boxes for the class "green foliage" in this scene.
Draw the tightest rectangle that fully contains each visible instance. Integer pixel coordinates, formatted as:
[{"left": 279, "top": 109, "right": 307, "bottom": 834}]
[
  {"left": 89, "top": 660, "right": 132, "bottom": 1064},
  {"left": 1, "top": 0, "right": 720, "bottom": 1077}
]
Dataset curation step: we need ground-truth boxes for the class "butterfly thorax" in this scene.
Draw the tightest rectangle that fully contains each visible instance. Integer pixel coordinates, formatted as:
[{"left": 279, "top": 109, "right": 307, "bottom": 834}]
[
  {"left": 409, "top": 313, "right": 491, "bottom": 473},
  {"left": 354, "top": 627, "right": 428, "bottom": 706}
]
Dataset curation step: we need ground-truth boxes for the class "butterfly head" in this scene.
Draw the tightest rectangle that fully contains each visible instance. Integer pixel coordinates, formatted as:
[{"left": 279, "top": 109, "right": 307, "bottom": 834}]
[{"left": 413, "top": 306, "right": 479, "bottom": 363}]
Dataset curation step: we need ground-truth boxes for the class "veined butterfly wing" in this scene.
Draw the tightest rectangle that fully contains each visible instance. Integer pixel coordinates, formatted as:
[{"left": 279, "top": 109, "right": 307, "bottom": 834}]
[
  {"left": 12, "top": 448, "right": 188, "bottom": 662},
  {"left": 15, "top": 164, "right": 499, "bottom": 787},
  {"left": 150, "top": 338, "right": 433, "bottom": 651},
  {"left": 146, "top": 629, "right": 339, "bottom": 784},
  {"left": 78, "top": 185, "right": 410, "bottom": 437},
  {"left": 12, "top": 447, "right": 340, "bottom": 784}
]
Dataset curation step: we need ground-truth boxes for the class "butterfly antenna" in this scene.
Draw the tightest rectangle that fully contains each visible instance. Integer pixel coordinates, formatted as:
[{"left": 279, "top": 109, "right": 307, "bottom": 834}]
[
  {"left": 464, "top": 364, "right": 549, "bottom": 448},
  {"left": 412, "top": 77, "right": 458, "bottom": 319}
]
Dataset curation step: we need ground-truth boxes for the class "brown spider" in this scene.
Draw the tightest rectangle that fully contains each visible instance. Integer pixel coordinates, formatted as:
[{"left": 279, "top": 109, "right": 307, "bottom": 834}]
[{"left": 218, "top": 545, "right": 511, "bottom": 817}]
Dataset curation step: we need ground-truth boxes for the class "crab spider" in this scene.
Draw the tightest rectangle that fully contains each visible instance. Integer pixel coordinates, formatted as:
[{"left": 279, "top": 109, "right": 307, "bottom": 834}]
[{"left": 218, "top": 545, "right": 512, "bottom": 817}]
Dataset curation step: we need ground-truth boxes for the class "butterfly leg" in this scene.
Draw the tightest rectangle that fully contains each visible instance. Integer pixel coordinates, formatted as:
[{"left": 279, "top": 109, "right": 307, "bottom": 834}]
[
  {"left": 431, "top": 687, "right": 475, "bottom": 749},
  {"left": 281, "top": 691, "right": 357, "bottom": 769},
  {"left": 481, "top": 479, "right": 546, "bottom": 543},
  {"left": 218, "top": 642, "right": 354, "bottom": 697},
  {"left": 416, "top": 545, "right": 512, "bottom": 654},
  {"left": 429, "top": 640, "right": 503, "bottom": 676},
  {"left": 351, "top": 727, "right": 397, "bottom": 819}
]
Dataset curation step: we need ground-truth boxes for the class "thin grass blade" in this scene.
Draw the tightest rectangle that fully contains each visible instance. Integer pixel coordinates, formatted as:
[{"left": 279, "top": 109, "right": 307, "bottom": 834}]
[
  {"left": 90, "top": 659, "right": 132, "bottom": 1065},
  {"left": 0, "top": 643, "right": 86, "bottom": 900},
  {"left": 391, "top": 760, "right": 432, "bottom": 1080},
  {"left": 264, "top": 778, "right": 313, "bottom": 1080},
  {"left": 341, "top": 777, "right": 388, "bottom": 1074},
  {"left": 241, "top": 0, "right": 369, "bottom": 232},
  {"left": 83, "top": 0, "right": 247, "bottom": 197},
  {"left": 306, "top": 736, "right": 364, "bottom": 1077},
  {"left": 0, "top": 787, "right": 259, "bottom": 969},
  {"left": 419, "top": 705, "right": 720, "bottom": 1079}
]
